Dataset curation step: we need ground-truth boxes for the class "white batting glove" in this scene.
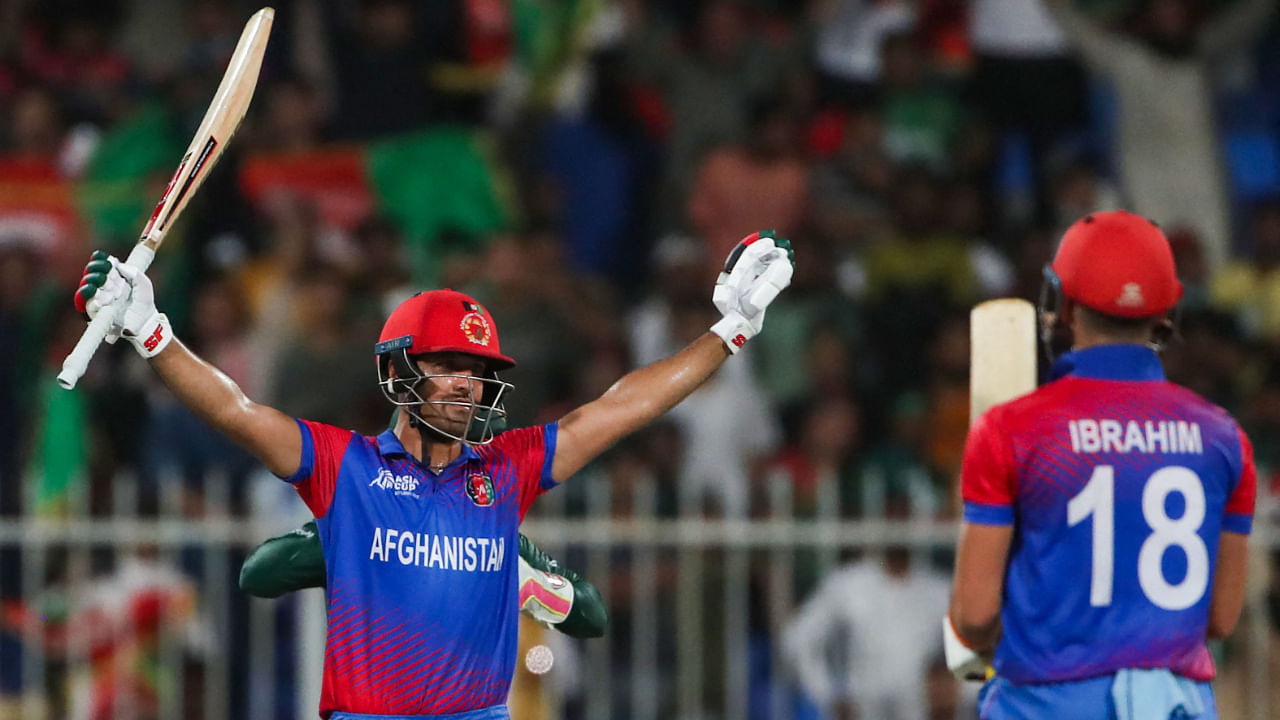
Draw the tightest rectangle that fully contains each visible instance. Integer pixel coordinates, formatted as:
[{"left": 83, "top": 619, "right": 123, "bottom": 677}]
[
  {"left": 710, "top": 230, "right": 795, "bottom": 353},
  {"left": 943, "top": 614, "right": 995, "bottom": 682},
  {"left": 517, "top": 555, "right": 575, "bottom": 627},
  {"left": 75, "top": 251, "right": 173, "bottom": 359}
]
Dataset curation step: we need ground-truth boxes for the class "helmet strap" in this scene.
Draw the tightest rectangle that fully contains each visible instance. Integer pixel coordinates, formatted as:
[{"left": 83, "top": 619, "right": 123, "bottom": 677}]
[
  {"left": 1038, "top": 265, "right": 1073, "bottom": 364},
  {"left": 1148, "top": 306, "right": 1181, "bottom": 353}
]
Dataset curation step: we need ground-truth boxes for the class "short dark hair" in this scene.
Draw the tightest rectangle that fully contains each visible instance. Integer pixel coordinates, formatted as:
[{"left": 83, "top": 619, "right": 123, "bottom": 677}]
[{"left": 1076, "top": 304, "right": 1161, "bottom": 343}]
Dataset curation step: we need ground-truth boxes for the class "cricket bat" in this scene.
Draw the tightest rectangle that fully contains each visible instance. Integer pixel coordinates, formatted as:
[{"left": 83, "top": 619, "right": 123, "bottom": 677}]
[
  {"left": 970, "top": 298, "right": 1037, "bottom": 423},
  {"left": 57, "top": 7, "right": 274, "bottom": 389}
]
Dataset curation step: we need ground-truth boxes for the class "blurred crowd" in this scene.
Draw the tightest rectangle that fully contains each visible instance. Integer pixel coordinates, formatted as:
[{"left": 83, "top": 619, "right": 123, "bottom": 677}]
[{"left": 2, "top": 0, "right": 1280, "bottom": 718}]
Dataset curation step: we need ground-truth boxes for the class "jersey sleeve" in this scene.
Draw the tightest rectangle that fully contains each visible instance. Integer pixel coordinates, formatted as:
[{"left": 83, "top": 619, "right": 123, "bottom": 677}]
[
  {"left": 961, "top": 408, "right": 1018, "bottom": 526},
  {"left": 491, "top": 423, "right": 558, "bottom": 520},
  {"left": 238, "top": 521, "right": 326, "bottom": 598},
  {"left": 1223, "top": 426, "right": 1257, "bottom": 535},
  {"left": 279, "top": 419, "right": 355, "bottom": 519}
]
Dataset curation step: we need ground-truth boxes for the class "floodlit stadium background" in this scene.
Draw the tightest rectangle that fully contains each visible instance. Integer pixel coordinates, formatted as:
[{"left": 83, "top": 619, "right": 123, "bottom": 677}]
[{"left": 1, "top": 0, "right": 1279, "bottom": 718}]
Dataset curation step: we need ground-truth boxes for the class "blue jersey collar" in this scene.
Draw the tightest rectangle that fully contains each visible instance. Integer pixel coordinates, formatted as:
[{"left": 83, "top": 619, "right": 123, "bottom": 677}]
[
  {"left": 1050, "top": 344, "right": 1166, "bottom": 382},
  {"left": 375, "top": 429, "right": 480, "bottom": 467}
]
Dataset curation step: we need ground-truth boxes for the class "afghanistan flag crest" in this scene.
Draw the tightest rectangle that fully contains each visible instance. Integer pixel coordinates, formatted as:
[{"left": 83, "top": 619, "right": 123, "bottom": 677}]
[{"left": 466, "top": 471, "right": 495, "bottom": 507}]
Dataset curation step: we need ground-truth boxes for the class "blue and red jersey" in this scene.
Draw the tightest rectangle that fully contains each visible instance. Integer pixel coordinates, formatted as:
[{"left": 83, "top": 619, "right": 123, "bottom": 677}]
[
  {"left": 283, "top": 420, "right": 558, "bottom": 717},
  {"left": 962, "top": 345, "right": 1255, "bottom": 685}
]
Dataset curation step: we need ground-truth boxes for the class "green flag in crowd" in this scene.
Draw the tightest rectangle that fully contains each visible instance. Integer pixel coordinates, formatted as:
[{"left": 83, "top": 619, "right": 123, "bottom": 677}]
[
  {"left": 64, "top": 102, "right": 513, "bottom": 288},
  {"left": 27, "top": 375, "right": 88, "bottom": 516},
  {"left": 76, "top": 102, "right": 183, "bottom": 248},
  {"left": 365, "top": 128, "right": 510, "bottom": 284}
]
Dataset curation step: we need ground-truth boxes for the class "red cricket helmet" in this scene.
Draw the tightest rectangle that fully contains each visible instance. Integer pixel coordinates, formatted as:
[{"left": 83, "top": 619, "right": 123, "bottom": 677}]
[
  {"left": 375, "top": 289, "right": 515, "bottom": 369},
  {"left": 1050, "top": 211, "right": 1184, "bottom": 318},
  {"left": 374, "top": 289, "right": 514, "bottom": 445}
]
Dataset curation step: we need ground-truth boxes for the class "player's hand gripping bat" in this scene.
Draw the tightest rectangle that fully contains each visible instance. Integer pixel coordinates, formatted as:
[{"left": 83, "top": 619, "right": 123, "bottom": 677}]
[{"left": 57, "top": 7, "right": 275, "bottom": 389}]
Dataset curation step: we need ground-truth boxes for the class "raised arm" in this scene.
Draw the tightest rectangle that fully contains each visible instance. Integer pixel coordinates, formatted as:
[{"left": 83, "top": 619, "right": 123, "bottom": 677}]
[
  {"left": 76, "top": 252, "right": 302, "bottom": 478},
  {"left": 1042, "top": 0, "right": 1142, "bottom": 74},
  {"left": 149, "top": 341, "right": 301, "bottom": 476},
  {"left": 1197, "top": 0, "right": 1276, "bottom": 58},
  {"left": 553, "top": 333, "right": 728, "bottom": 481},
  {"left": 550, "top": 232, "right": 794, "bottom": 482}
]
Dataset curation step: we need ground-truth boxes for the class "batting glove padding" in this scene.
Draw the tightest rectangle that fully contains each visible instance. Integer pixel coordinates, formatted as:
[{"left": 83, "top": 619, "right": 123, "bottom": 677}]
[
  {"left": 518, "top": 556, "right": 576, "bottom": 627},
  {"left": 711, "top": 230, "right": 795, "bottom": 353},
  {"left": 76, "top": 251, "right": 172, "bottom": 359},
  {"left": 942, "top": 614, "right": 995, "bottom": 682}
]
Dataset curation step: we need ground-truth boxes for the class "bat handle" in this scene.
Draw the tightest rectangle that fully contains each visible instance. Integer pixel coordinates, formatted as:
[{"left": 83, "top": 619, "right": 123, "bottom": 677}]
[
  {"left": 56, "top": 244, "right": 158, "bottom": 390},
  {"left": 56, "top": 306, "right": 120, "bottom": 389}
]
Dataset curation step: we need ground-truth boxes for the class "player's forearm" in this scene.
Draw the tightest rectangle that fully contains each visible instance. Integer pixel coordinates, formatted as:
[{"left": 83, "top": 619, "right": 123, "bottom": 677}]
[
  {"left": 606, "top": 333, "right": 728, "bottom": 420},
  {"left": 553, "top": 232, "right": 791, "bottom": 480},
  {"left": 149, "top": 339, "right": 300, "bottom": 476},
  {"left": 1208, "top": 531, "right": 1249, "bottom": 638},
  {"left": 950, "top": 523, "right": 1012, "bottom": 650},
  {"left": 149, "top": 339, "right": 252, "bottom": 428},
  {"left": 553, "top": 334, "right": 728, "bottom": 480},
  {"left": 952, "top": 610, "right": 1001, "bottom": 651}
]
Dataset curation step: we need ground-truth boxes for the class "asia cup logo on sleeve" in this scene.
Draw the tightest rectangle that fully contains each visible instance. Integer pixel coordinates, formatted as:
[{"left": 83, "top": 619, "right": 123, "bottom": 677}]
[{"left": 466, "top": 471, "right": 495, "bottom": 507}]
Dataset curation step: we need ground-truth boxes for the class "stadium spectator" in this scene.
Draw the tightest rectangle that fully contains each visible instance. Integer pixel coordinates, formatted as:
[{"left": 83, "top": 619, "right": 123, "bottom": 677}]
[
  {"left": 1044, "top": 0, "right": 1278, "bottom": 270},
  {"left": 688, "top": 95, "right": 809, "bottom": 279},
  {"left": 1211, "top": 198, "right": 1280, "bottom": 339},
  {"left": 1, "top": 0, "right": 1278, "bottom": 714},
  {"left": 784, "top": 497, "right": 957, "bottom": 720},
  {"left": 968, "top": 0, "right": 1090, "bottom": 223},
  {"left": 533, "top": 48, "right": 660, "bottom": 292},
  {"left": 629, "top": 0, "right": 792, "bottom": 221},
  {"left": 878, "top": 30, "right": 967, "bottom": 173},
  {"left": 811, "top": 0, "right": 915, "bottom": 106}
]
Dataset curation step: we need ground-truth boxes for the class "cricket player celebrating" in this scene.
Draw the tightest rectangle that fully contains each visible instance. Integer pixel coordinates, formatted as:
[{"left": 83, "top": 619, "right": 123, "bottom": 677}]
[
  {"left": 73, "top": 231, "right": 793, "bottom": 720},
  {"left": 945, "top": 211, "right": 1255, "bottom": 719}
]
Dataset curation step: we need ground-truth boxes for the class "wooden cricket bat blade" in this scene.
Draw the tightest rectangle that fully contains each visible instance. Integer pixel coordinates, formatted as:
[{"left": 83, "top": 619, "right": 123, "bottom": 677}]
[
  {"left": 970, "top": 298, "right": 1037, "bottom": 423},
  {"left": 56, "top": 7, "right": 274, "bottom": 390},
  {"left": 140, "top": 6, "right": 274, "bottom": 247}
]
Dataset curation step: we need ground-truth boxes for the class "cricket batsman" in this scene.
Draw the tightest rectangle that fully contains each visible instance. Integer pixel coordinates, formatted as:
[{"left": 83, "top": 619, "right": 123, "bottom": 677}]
[
  {"left": 944, "top": 211, "right": 1255, "bottom": 719},
  {"left": 73, "top": 230, "right": 793, "bottom": 719}
]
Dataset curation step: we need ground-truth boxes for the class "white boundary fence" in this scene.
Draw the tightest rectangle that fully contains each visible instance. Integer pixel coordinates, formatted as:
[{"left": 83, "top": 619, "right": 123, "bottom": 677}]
[{"left": 0, "top": 471, "right": 1274, "bottom": 720}]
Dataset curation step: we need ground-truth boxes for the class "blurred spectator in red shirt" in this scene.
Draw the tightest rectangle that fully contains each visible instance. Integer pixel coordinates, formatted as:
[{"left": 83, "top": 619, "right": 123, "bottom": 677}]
[
  {"left": 688, "top": 96, "right": 809, "bottom": 278},
  {"left": 628, "top": 0, "right": 792, "bottom": 221}
]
